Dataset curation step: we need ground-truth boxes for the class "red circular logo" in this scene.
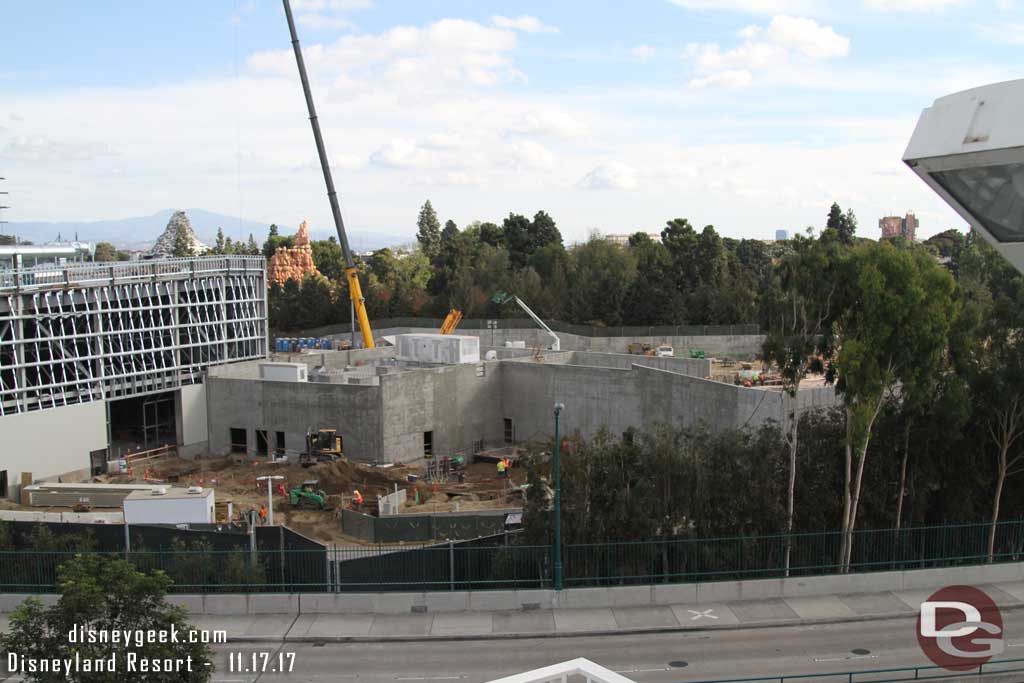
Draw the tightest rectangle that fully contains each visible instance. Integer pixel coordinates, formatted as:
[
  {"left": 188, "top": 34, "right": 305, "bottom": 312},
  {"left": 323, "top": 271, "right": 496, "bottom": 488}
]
[{"left": 917, "top": 585, "right": 1004, "bottom": 671}]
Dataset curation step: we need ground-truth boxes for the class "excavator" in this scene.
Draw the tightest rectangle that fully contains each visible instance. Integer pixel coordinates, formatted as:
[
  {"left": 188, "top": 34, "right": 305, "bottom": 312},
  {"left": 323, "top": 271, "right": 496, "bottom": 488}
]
[{"left": 283, "top": 0, "right": 374, "bottom": 349}]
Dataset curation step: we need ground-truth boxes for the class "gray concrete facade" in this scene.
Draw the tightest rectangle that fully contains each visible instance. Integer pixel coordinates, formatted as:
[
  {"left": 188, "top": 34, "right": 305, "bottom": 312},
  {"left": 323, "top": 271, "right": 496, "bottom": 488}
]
[{"left": 207, "top": 345, "right": 836, "bottom": 464}]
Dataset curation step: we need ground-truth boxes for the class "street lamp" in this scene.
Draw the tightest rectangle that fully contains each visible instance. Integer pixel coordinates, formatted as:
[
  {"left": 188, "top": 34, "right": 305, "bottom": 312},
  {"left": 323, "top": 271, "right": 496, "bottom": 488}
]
[
  {"left": 553, "top": 402, "right": 565, "bottom": 591},
  {"left": 255, "top": 475, "right": 285, "bottom": 526},
  {"left": 904, "top": 78, "right": 1024, "bottom": 274}
]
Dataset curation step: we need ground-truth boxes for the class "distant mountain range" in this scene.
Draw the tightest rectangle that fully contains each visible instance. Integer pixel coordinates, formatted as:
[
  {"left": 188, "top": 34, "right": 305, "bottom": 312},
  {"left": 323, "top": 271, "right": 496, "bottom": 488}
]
[{"left": 1, "top": 208, "right": 409, "bottom": 252}]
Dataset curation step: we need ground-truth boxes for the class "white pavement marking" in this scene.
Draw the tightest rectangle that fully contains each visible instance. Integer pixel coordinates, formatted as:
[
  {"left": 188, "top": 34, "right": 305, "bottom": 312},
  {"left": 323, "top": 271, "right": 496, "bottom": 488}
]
[
  {"left": 688, "top": 609, "right": 719, "bottom": 620},
  {"left": 813, "top": 655, "right": 879, "bottom": 662}
]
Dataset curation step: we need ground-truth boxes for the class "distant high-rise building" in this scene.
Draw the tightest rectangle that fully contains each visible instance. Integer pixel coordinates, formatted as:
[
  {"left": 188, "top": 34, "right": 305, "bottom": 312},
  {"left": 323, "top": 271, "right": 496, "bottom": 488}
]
[
  {"left": 879, "top": 212, "right": 918, "bottom": 241},
  {"left": 775, "top": 229, "right": 789, "bottom": 241}
]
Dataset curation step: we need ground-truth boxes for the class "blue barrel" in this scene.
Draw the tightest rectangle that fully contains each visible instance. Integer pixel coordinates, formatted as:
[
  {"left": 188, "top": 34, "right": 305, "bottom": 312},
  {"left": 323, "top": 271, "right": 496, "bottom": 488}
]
[{"left": 274, "top": 338, "right": 282, "bottom": 352}]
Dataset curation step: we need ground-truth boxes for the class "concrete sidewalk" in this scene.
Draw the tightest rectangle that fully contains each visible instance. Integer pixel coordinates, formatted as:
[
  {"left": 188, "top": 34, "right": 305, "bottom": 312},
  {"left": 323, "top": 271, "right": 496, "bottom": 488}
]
[{"left": 182, "top": 580, "right": 1024, "bottom": 643}]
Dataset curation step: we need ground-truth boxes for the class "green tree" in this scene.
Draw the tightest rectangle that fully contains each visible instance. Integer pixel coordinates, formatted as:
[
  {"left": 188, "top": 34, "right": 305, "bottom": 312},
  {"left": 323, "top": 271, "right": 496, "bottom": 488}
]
[
  {"left": 502, "top": 213, "right": 533, "bottom": 268},
  {"left": 269, "top": 223, "right": 279, "bottom": 237},
  {"left": 93, "top": 242, "right": 128, "bottom": 262},
  {"left": 213, "top": 228, "right": 225, "bottom": 254},
  {"left": 567, "top": 235, "right": 636, "bottom": 326},
  {"left": 0, "top": 554, "right": 212, "bottom": 682},
  {"left": 827, "top": 202, "right": 857, "bottom": 245},
  {"left": 246, "top": 234, "right": 259, "bottom": 255},
  {"left": 478, "top": 221, "right": 504, "bottom": 248},
  {"left": 171, "top": 224, "right": 194, "bottom": 258},
  {"left": 762, "top": 233, "right": 841, "bottom": 573},
  {"left": 416, "top": 200, "right": 442, "bottom": 261},
  {"left": 831, "top": 242, "right": 956, "bottom": 570},
  {"left": 311, "top": 239, "right": 344, "bottom": 282}
]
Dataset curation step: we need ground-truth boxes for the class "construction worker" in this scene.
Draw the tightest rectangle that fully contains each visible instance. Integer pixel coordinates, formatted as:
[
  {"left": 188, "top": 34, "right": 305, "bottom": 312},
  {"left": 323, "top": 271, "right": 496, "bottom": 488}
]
[
  {"left": 504, "top": 457, "right": 512, "bottom": 475},
  {"left": 352, "top": 489, "right": 364, "bottom": 511},
  {"left": 259, "top": 504, "right": 268, "bottom": 525},
  {"left": 496, "top": 459, "right": 506, "bottom": 479}
]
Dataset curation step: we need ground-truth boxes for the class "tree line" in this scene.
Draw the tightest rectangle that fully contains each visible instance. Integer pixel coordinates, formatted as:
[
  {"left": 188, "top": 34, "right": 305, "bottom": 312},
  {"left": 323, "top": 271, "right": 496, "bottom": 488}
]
[{"left": 521, "top": 224, "right": 1024, "bottom": 572}]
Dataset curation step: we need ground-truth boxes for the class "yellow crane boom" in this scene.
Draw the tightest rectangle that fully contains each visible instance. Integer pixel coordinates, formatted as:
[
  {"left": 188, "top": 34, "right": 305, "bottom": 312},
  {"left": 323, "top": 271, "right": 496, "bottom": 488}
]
[{"left": 282, "top": 0, "right": 374, "bottom": 348}]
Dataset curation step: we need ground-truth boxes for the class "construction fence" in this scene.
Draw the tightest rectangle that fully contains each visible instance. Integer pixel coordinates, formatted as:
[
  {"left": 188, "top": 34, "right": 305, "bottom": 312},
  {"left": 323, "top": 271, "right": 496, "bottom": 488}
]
[
  {"left": 1, "top": 520, "right": 1021, "bottom": 594},
  {"left": 302, "top": 317, "right": 762, "bottom": 339}
]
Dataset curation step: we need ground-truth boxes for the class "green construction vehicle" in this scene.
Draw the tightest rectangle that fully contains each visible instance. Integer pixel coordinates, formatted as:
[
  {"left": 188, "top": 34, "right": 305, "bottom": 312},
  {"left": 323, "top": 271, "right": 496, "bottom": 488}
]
[{"left": 290, "top": 480, "right": 328, "bottom": 509}]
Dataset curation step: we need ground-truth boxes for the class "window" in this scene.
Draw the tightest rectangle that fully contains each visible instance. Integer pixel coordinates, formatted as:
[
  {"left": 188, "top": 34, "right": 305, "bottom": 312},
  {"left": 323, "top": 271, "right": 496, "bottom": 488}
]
[
  {"left": 504, "top": 418, "right": 514, "bottom": 445},
  {"left": 230, "top": 428, "right": 247, "bottom": 454},
  {"left": 932, "top": 163, "right": 1024, "bottom": 243},
  {"left": 0, "top": 471, "right": 7, "bottom": 498},
  {"left": 423, "top": 431, "right": 433, "bottom": 457},
  {"left": 275, "top": 431, "right": 286, "bottom": 456},
  {"left": 256, "top": 430, "right": 269, "bottom": 456}
]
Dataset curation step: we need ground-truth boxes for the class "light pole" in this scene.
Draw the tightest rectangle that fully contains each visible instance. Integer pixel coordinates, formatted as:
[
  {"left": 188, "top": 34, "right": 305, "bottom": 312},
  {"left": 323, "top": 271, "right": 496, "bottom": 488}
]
[
  {"left": 256, "top": 475, "right": 285, "bottom": 526},
  {"left": 553, "top": 402, "right": 565, "bottom": 591}
]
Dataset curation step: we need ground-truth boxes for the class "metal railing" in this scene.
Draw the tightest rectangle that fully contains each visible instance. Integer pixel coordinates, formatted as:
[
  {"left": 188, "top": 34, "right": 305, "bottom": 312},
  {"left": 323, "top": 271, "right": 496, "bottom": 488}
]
[
  {"left": 682, "top": 658, "right": 1024, "bottom": 683},
  {"left": 1, "top": 520, "right": 1021, "bottom": 593},
  {"left": 0, "top": 255, "right": 266, "bottom": 291}
]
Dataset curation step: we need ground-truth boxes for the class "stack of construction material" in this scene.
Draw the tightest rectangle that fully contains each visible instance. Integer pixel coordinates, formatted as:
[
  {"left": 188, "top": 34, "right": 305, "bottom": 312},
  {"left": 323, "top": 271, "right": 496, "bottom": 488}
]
[
  {"left": 21, "top": 483, "right": 166, "bottom": 508},
  {"left": 396, "top": 333, "right": 480, "bottom": 364}
]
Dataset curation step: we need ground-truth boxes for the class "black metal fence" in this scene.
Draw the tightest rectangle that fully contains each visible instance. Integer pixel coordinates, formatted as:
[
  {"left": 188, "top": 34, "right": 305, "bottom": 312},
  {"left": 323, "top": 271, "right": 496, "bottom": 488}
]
[{"left": 2, "top": 520, "right": 1021, "bottom": 594}]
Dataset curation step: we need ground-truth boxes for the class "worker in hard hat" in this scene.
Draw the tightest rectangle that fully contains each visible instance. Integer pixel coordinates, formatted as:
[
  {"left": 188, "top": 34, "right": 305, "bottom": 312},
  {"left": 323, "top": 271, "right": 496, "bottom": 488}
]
[
  {"left": 352, "top": 489, "right": 364, "bottom": 511},
  {"left": 496, "top": 459, "right": 507, "bottom": 479}
]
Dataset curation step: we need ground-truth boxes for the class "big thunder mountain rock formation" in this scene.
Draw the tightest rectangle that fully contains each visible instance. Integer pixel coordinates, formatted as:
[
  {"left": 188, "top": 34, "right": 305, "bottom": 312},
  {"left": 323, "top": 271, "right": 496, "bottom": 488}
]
[{"left": 267, "top": 220, "right": 322, "bottom": 286}]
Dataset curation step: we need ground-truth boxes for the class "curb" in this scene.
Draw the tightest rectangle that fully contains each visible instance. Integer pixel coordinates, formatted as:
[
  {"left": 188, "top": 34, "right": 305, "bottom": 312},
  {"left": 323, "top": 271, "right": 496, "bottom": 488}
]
[{"left": 221, "top": 602, "right": 1024, "bottom": 644}]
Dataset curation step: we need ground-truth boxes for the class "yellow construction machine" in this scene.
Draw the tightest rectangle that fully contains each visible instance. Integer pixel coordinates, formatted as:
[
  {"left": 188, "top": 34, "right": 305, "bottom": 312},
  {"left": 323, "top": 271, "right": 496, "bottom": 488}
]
[
  {"left": 439, "top": 309, "right": 463, "bottom": 335},
  {"left": 283, "top": 0, "right": 374, "bottom": 349}
]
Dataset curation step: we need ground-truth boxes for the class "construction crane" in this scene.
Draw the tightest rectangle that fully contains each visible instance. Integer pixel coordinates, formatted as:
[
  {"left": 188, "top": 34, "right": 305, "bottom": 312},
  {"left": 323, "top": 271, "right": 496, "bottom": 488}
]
[
  {"left": 491, "top": 291, "right": 560, "bottom": 351},
  {"left": 282, "top": 0, "right": 374, "bottom": 349},
  {"left": 439, "top": 309, "right": 463, "bottom": 335}
]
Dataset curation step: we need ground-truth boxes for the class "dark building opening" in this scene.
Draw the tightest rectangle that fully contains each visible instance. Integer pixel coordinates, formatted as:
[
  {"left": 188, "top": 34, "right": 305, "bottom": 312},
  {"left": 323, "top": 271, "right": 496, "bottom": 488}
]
[
  {"left": 230, "top": 428, "right": 247, "bottom": 453},
  {"left": 108, "top": 391, "right": 177, "bottom": 455}
]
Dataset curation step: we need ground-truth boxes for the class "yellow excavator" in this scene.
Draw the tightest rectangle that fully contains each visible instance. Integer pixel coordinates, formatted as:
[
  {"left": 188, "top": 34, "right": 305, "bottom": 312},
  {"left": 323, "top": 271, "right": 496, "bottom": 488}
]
[
  {"left": 283, "top": 0, "right": 374, "bottom": 349},
  {"left": 439, "top": 309, "right": 463, "bottom": 335}
]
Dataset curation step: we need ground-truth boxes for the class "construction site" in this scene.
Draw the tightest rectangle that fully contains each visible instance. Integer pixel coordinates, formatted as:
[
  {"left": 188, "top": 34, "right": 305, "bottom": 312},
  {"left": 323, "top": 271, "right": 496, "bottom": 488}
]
[{"left": 0, "top": 3, "right": 836, "bottom": 550}]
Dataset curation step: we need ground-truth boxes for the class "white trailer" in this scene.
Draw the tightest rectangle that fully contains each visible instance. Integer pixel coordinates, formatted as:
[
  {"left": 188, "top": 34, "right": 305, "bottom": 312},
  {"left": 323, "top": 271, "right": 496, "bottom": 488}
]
[{"left": 122, "top": 487, "right": 215, "bottom": 525}]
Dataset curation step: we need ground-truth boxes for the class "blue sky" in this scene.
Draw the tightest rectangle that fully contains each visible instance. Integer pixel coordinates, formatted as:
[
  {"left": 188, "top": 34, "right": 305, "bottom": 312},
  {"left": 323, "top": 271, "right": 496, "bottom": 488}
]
[{"left": 2, "top": 0, "right": 1023, "bottom": 243}]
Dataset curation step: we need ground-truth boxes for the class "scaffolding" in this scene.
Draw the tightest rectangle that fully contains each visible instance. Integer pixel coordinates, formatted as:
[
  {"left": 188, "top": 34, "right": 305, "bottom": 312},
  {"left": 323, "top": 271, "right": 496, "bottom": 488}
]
[{"left": 0, "top": 256, "right": 267, "bottom": 415}]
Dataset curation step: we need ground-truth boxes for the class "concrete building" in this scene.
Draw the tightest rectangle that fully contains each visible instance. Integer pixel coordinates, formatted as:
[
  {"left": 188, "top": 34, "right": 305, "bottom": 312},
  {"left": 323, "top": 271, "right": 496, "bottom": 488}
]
[
  {"left": 879, "top": 212, "right": 918, "bottom": 241},
  {"left": 604, "top": 233, "right": 661, "bottom": 246},
  {"left": 0, "top": 255, "right": 266, "bottom": 495},
  {"left": 206, "top": 340, "right": 836, "bottom": 465}
]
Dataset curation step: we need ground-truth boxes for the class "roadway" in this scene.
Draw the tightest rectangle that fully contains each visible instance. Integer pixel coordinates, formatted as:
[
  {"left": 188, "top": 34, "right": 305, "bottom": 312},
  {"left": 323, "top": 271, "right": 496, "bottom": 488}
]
[{"left": 207, "top": 610, "right": 1024, "bottom": 683}]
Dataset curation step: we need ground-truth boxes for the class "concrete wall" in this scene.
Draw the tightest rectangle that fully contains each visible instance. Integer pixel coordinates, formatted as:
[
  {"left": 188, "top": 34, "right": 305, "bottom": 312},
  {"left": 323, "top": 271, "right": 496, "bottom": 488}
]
[
  {"left": 206, "top": 376, "right": 383, "bottom": 462},
  {"left": 133, "top": 560, "right": 1024, "bottom": 615},
  {"left": 569, "top": 351, "right": 712, "bottom": 378},
  {"left": 0, "top": 400, "right": 106, "bottom": 493},
  {"left": 499, "top": 362, "right": 836, "bottom": 443},
  {"left": 176, "top": 383, "right": 208, "bottom": 458},
  {"left": 374, "top": 327, "right": 765, "bottom": 359},
  {"left": 379, "top": 360, "right": 504, "bottom": 464}
]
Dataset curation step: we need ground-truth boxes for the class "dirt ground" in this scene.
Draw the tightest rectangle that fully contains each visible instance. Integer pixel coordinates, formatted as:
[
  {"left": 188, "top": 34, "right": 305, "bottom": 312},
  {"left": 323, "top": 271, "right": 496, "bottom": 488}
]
[{"left": 75, "top": 453, "right": 529, "bottom": 545}]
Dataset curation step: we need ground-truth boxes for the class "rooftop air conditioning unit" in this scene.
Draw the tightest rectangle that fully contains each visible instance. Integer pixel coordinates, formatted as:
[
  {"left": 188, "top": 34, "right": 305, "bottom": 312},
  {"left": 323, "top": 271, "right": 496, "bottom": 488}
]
[
  {"left": 152, "top": 487, "right": 168, "bottom": 496},
  {"left": 187, "top": 486, "right": 203, "bottom": 494}
]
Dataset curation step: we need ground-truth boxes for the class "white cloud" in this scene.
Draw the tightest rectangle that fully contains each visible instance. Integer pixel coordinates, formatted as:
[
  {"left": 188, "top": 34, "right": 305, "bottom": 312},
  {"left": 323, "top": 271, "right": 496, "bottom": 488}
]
[
  {"left": 685, "top": 15, "right": 849, "bottom": 88},
  {"left": 1, "top": 135, "right": 118, "bottom": 162},
  {"left": 509, "top": 140, "right": 556, "bottom": 169},
  {"left": 764, "top": 15, "right": 849, "bottom": 58},
  {"left": 369, "top": 138, "right": 429, "bottom": 168},
  {"left": 579, "top": 162, "right": 640, "bottom": 190},
  {"left": 668, "top": 0, "right": 823, "bottom": 14},
  {"left": 504, "top": 110, "right": 590, "bottom": 138},
  {"left": 688, "top": 69, "right": 754, "bottom": 88},
  {"left": 249, "top": 19, "right": 521, "bottom": 91},
  {"left": 490, "top": 15, "right": 560, "bottom": 34},
  {"left": 631, "top": 44, "right": 657, "bottom": 60},
  {"left": 863, "top": 0, "right": 964, "bottom": 9},
  {"left": 973, "top": 22, "right": 1024, "bottom": 44}
]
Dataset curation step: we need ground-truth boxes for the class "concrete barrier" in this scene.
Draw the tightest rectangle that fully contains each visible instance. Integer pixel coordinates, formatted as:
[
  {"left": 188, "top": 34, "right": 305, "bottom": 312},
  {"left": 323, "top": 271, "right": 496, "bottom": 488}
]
[{"left": 3, "top": 562, "right": 1021, "bottom": 615}]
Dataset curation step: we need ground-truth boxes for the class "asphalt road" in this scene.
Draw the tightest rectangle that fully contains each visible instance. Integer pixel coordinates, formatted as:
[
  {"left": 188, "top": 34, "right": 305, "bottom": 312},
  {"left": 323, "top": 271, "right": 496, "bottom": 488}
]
[{"left": 205, "top": 611, "right": 1024, "bottom": 683}]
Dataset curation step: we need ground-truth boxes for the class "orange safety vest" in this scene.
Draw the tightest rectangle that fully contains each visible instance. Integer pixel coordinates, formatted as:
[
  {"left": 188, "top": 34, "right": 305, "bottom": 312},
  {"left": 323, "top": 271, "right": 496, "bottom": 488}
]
[{"left": 353, "top": 492, "right": 364, "bottom": 504}]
